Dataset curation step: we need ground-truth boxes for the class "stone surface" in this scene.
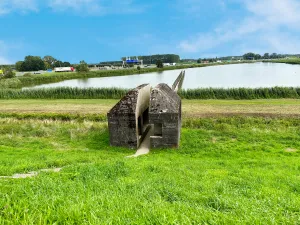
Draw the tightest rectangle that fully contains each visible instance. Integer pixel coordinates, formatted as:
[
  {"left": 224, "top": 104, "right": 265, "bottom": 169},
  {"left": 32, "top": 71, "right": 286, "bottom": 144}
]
[
  {"left": 149, "top": 83, "right": 182, "bottom": 148},
  {"left": 107, "top": 84, "right": 151, "bottom": 148}
]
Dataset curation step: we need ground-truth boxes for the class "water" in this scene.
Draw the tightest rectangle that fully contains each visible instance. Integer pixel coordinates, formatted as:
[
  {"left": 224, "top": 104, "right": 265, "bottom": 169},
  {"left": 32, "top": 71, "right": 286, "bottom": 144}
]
[{"left": 26, "top": 63, "right": 300, "bottom": 89}]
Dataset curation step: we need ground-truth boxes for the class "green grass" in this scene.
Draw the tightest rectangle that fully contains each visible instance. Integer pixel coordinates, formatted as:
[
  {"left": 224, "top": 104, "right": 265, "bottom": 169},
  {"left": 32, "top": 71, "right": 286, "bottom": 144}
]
[
  {"left": 0, "top": 117, "right": 300, "bottom": 224},
  {"left": 2, "top": 99, "right": 300, "bottom": 121},
  {"left": 3, "top": 86, "right": 300, "bottom": 100},
  {"left": 264, "top": 58, "right": 300, "bottom": 65}
]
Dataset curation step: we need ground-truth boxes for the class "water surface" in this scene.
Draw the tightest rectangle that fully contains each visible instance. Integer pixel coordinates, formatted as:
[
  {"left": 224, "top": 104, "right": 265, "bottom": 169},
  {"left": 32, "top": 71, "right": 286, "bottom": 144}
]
[{"left": 26, "top": 63, "right": 300, "bottom": 89}]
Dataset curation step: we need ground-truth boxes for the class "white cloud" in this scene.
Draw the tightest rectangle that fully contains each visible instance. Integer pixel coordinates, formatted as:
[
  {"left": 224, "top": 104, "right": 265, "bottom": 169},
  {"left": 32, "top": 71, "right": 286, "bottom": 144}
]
[
  {"left": 48, "top": 0, "right": 147, "bottom": 15},
  {"left": 0, "top": 0, "right": 38, "bottom": 15},
  {"left": 178, "top": 0, "right": 300, "bottom": 55}
]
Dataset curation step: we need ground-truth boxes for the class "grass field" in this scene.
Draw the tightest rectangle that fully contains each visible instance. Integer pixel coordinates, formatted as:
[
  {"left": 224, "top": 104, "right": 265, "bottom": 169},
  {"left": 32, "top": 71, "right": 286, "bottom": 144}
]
[
  {"left": 1, "top": 99, "right": 300, "bottom": 119},
  {"left": 0, "top": 99, "right": 300, "bottom": 224},
  {"left": 0, "top": 116, "right": 300, "bottom": 224}
]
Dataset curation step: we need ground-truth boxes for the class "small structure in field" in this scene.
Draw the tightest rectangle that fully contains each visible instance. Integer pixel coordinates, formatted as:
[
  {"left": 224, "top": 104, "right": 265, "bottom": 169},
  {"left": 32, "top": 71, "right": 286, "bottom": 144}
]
[
  {"left": 107, "top": 71, "right": 184, "bottom": 150},
  {"left": 149, "top": 83, "right": 182, "bottom": 149},
  {"left": 107, "top": 84, "right": 151, "bottom": 149}
]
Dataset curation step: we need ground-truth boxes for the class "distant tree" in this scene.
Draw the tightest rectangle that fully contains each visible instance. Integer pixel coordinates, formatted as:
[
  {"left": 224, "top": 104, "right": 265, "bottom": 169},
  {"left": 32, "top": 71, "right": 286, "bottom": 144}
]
[
  {"left": 76, "top": 60, "right": 89, "bottom": 72},
  {"left": 20, "top": 56, "right": 46, "bottom": 71},
  {"left": 270, "top": 53, "right": 278, "bottom": 59},
  {"left": 15, "top": 61, "right": 24, "bottom": 71},
  {"left": 137, "top": 66, "right": 141, "bottom": 71},
  {"left": 197, "top": 58, "right": 202, "bottom": 63},
  {"left": 254, "top": 54, "right": 262, "bottom": 60},
  {"left": 243, "top": 52, "right": 256, "bottom": 60},
  {"left": 54, "top": 61, "right": 63, "bottom": 67},
  {"left": 156, "top": 60, "right": 163, "bottom": 68},
  {"left": 43, "top": 55, "right": 57, "bottom": 67},
  {"left": 62, "top": 62, "right": 71, "bottom": 67},
  {"left": 263, "top": 53, "right": 270, "bottom": 59}
]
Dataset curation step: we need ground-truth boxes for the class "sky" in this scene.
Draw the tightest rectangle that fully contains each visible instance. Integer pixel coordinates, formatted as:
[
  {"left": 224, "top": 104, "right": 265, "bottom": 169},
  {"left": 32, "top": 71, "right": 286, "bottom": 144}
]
[{"left": 1, "top": 0, "right": 300, "bottom": 64}]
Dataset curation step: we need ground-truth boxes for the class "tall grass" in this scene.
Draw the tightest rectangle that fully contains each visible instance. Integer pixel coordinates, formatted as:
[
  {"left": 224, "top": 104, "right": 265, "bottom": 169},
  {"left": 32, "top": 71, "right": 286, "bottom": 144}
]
[
  {"left": 1, "top": 87, "right": 300, "bottom": 99},
  {"left": 0, "top": 87, "right": 129, "bottom": 99}
]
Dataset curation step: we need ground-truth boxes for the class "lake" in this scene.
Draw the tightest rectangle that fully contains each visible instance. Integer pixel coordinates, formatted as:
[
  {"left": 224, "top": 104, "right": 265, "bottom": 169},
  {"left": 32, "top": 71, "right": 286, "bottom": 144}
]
[{"left": 25, "top": 63, "right": 300, "bottom": 89}]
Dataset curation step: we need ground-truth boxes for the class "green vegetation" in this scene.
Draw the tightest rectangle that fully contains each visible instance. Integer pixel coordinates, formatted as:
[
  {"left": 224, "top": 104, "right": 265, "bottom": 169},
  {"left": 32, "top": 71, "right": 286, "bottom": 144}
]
[
  {"left": 264, "top": 58, "right": 300, "bottom": 65},
  {"left": 0, "top": 78, "right": 22, "bottom": 89},
  {"left": 16, "top": 55, "right": 72, "bottom": 72},
  {"left": 0, "top": 116, "right": 299, "bottom": 224},
  {"left": 3, "top": 86, "right": 300, "bottom": 100},
  {"left": 75, "top": 60, "right": 89, "bottom": 72},
  {"left": 156, "top": 60, "right": 164, "bottom": 68}
]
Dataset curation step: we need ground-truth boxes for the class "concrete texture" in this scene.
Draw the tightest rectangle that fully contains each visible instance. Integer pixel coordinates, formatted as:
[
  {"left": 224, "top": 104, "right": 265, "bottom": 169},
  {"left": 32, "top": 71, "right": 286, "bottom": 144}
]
[
  {"left": 172, "top": 70, "right": 185, "bottom": 92},
  {"left": 149, "top": 83, "right": 182, "bottom": 149},
  {"left": 127, "top": 125, "right": 153, "bottom": 157},
  {"left": 107, "top": 84, "right": 151, "bottom": 148}
]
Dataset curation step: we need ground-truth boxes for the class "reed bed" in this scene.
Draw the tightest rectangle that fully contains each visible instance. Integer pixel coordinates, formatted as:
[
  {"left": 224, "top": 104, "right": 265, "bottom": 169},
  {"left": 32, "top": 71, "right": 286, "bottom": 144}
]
[{"left": 1, "top": 87, "right": 300, "bottom": 99}]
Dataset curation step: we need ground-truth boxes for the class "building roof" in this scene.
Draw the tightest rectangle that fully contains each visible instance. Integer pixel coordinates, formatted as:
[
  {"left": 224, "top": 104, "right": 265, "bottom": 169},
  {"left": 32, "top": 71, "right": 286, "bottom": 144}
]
[
  {"left": 150, "top": 83, "right": 181, "bottom": 114},
  {"left": 108, "top": 84, "right": 149, "bottom": 115}
]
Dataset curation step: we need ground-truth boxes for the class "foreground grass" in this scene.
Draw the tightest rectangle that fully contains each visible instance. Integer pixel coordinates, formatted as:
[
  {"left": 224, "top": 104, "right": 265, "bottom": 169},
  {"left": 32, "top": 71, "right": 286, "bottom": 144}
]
[
  {"left": 0, "top": 117, "right": 300, "bottom": 224},
  {"left": 1, "top": 99, "right": 300, "bottom": 120}
]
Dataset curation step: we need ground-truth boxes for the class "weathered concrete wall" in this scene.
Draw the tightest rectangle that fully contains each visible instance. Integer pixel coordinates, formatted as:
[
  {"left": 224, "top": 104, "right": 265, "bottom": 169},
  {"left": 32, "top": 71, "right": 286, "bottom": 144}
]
[
  {"left": 107, "top": 84, "right": 150, "bottom": 148},
  {"left": 149, "top": 83, "right": 182, "bottom": 149},
  {"left": 172, "top": 70, "right": 185, "bottom": 92}
]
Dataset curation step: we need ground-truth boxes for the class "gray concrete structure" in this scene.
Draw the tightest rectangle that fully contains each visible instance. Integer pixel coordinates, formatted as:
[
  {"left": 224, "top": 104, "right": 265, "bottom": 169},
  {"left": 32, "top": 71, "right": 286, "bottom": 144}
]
[
  {"left": 149, "top": 83, "right": 182, "bottom": 149},
  {"left": 107, "top": 84, "right": 151, "bottom": 148}
]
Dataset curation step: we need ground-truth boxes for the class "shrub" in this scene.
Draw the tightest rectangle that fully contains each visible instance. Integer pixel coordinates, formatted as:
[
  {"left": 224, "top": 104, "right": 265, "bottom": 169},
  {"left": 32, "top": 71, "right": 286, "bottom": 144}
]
[
  {"left": 3, "top": 68, "right": 16, "bottom": 79},
  {"left": 75, "top": 61, "right": 89, "bottom": 73},
  {"left": 156, "top": 60, "right": 163, "bottom": 68},
  {"left": 0, "top": 78, "right": 22, "bottom": 89}
]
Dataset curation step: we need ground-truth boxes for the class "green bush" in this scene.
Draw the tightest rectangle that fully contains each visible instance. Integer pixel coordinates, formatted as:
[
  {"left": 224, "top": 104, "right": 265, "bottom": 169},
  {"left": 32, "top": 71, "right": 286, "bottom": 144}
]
[
  {"left": 75, "top": 61, "right": 89, "bottom": 73},
  {"left": 0, "top": 78, "right": 22, "bottom": 89},
  {"left": 3, "top": 68, "right": 16, "bottom": 79}
]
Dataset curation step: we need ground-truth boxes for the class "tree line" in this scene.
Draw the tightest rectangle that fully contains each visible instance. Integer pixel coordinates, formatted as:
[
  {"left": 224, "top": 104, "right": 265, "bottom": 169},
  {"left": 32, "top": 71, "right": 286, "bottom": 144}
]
[
  {"left": 243, "top": 53, "right": 289, "bottom": 60},
  {"left": 16, "top": 55, "right": 72, "bottom": 72},
  {"left": 121, "top": 54, "right": 180, "bottom": 64}
]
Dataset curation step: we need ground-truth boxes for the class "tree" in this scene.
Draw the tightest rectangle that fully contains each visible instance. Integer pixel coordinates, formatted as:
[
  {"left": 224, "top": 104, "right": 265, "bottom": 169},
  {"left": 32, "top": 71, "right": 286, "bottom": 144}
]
[
  {"left": 270, "top": 53, "right": 278, "bottom": 59},
  {"left": 20, "top": 56, "right": 46, "bottom": 71},
  {"left": 243, "top": 52, "right": 256, "bottom": 60},
  {"left": 156, "top": 60, "right": 163, "bottom": 68},
  {"left": 43, "top": 55, "right": 57, "bottom": 67},
  {"left": 63, "top": 62, "right": 71, "bottom": 67},
  {"left": 263, "top": 53, "right": 270, "bottom": 59},
  {"left": 197, "top": 58, "right": 202, "bottom": 63},
  {"left": 15, "top": 61, "right": 24, "bottom": 71},
  {"left": 76, "top": 60, "right": 89, "bottom": 72},
  {"left": 254, "top": 54, "right": 261, "bottom": 60}
]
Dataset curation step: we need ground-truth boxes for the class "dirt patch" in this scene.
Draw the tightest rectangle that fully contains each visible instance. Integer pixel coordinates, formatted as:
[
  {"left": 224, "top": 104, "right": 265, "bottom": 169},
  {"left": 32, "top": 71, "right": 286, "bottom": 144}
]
[
  {"left": 0, "top": 168, "right": 63, "bottom": 179},
  {"left": 285, "top": 148, "right": 298, "bottom": 153}
]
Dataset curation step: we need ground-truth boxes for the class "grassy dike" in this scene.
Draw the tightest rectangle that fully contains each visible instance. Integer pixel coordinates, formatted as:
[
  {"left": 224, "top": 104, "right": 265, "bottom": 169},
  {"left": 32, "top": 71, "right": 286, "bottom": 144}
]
[{"left": 0, "top": 116, "right": 300, "bottom": 224}]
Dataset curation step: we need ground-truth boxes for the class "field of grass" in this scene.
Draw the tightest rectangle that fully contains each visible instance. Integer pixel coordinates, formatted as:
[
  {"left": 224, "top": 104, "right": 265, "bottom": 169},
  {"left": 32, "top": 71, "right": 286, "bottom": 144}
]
[
  {"left": 1, "top": 99, "right": 300, "bottom": 119},
  {"left": 0, "top": 116, "right": 300, "bottom": 224},
  {"left": 1, "top": 99, "right": 300, "bottom": 224}
]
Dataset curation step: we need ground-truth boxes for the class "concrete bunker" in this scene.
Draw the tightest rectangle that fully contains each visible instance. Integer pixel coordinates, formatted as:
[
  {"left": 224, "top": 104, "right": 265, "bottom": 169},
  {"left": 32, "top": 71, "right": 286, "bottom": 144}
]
[
  {"left": 149, "top": 83, "right": 182, "bottom": 149},
  {"left": 107, "top": 84, "right": 151, "bottom": 149},
  {"left": 107, "top": 71, "right": 184, "bottom": 150}
]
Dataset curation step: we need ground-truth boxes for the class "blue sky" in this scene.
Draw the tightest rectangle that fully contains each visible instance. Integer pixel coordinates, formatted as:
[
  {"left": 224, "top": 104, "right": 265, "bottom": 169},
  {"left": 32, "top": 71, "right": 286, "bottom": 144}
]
[{"left": 1, "top": 0, "right": 300, "bottom": 64}]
